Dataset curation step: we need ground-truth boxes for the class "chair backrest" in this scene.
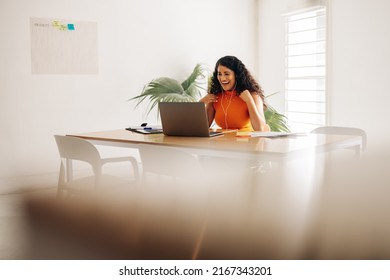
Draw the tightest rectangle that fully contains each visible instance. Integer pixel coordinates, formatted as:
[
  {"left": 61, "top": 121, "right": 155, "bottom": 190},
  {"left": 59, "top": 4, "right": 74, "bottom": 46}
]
[
  {"left": 138, "top": 144, "right": 203, "bottom": 182},
  {"left": 54, "top": 135, "right": 102, "bottom": 172},
  {"left": 311, "top": 126, "right": 367, "bottom": 151}
]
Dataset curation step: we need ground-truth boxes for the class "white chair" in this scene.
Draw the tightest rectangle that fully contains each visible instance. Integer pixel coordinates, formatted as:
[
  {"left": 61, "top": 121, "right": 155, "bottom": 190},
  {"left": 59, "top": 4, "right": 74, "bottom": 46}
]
[
  {"left": 311, "top": 126, "right": 367, "bottom": 156},
  {"left": 54, "top": 135, "right": 140, "bottom": 198},
  {"left": 137, "top": 144, "right": 204, "bottom": 187}
]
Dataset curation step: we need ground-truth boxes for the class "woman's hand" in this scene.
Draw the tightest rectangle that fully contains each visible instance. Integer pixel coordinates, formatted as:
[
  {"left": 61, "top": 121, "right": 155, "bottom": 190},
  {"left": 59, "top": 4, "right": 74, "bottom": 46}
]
[
  {"left": 200, "top": 93, "right": 218, "bottom": 104},
  {"left": 238, "top": 90, "right": 252, "bottom": 103},
  {"left": 199, "top": 94, "right": 217, "bottom": 127}
]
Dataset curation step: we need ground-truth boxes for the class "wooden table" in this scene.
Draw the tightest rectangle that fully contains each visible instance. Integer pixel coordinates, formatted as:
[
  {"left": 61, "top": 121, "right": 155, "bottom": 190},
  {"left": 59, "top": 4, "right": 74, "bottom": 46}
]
[{"left": 68, "top": 129, "right": 363, "bottom": 162}]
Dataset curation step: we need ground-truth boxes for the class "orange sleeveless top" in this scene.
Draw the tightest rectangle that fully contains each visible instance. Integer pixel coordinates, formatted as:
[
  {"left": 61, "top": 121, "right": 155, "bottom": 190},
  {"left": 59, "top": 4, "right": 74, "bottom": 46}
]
[{"left": 213, "top": 91, "right": 253, "bottom": 131}]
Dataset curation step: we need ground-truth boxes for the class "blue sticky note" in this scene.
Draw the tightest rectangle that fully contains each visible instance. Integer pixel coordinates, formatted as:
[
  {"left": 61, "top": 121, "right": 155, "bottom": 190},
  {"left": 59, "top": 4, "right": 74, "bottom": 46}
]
[{"left": 67, "top": 24, "right": 75, "bottom": 30}]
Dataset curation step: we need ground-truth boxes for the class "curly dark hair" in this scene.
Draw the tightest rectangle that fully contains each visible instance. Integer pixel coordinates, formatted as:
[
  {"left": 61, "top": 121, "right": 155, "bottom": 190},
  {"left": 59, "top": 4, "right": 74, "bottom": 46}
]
[{"left": 209, "top": 55, "right": 267, "bottom": 109}]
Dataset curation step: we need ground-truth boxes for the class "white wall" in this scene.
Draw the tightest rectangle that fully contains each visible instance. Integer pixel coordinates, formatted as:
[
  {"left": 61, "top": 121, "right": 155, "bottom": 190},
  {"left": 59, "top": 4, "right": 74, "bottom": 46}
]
[
  {"left": 0, "top": 0, "right": 258, "bottom": 186},
  {"left": 256, "top": 0, "right": 287, "bottom": 113},
  {"left": 257, "top": 0, "right": 390, "bottom": 150},
  {"left": 329, "top": 0, "right": 390, "bottom": 149}
]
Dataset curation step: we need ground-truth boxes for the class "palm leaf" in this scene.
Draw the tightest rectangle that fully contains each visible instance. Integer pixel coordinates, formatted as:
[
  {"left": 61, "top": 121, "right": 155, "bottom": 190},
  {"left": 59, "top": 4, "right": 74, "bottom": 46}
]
[
  {"left": 263, "top": 92, "right": 290, "bottom": 132},
  {"left": 265, "top": 105, "right": 290, "bottom": 132},
  {"left": 181, "top": 63, "right": 207, "bottom": 98},
  {"left": 130, "top": 77, "right": 188, "bottom": 115},
  {"left": 130, "top": 64, "right": 207, "bottom": 116}
]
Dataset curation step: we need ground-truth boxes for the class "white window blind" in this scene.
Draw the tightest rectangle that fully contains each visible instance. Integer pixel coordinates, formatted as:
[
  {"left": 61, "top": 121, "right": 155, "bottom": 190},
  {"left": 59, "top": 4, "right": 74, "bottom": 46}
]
[{"left": 285, "top": 7, "right": 326, "bottom": 132}]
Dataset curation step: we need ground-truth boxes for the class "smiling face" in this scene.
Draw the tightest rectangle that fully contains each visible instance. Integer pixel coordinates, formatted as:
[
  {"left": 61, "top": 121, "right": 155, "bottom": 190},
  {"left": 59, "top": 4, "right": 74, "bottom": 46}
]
[{"left": 217, "top": 65, "right": 236, "bottom": 91}]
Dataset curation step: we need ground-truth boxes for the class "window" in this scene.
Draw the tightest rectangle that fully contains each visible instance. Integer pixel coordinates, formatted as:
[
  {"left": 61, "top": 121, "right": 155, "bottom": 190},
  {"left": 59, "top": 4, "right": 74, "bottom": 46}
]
[{"left": 284, "top": 7, "right": 327, "bottom": 132}]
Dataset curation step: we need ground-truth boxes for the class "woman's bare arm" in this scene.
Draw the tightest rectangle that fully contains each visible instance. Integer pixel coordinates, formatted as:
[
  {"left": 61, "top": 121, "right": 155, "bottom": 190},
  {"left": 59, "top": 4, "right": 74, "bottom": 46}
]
[{"left": 239, "top": 90, "right": 269, "bottom": 131}]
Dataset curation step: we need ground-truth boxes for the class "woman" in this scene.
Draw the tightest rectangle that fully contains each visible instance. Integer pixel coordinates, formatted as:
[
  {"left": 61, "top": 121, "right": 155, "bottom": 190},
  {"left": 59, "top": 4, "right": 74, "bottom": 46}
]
[{"left": 200, "top": 56, "right": 270, "bottom": 132}]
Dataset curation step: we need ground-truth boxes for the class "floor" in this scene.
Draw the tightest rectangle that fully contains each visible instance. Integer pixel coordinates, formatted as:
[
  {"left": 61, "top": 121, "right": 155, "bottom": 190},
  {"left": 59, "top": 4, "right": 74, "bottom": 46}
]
[
  {"left": 0, "top": 187, "right": 57, "bottom": 259},
  {"left": 0, "top": 163, "right": 139, "bottom": 260}
]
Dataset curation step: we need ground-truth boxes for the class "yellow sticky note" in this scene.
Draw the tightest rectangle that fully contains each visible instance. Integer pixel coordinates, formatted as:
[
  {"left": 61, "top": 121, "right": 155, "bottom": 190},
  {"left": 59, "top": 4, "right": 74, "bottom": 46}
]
[{"left": 236, "top": 131, "right": 251, "bottom": 138}]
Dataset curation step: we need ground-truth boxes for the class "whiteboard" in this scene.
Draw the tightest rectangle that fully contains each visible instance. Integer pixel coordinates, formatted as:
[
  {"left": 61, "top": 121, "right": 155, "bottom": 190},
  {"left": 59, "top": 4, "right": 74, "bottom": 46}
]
[{"left": 30, "top": 17, "right": 98, "bottom": 74}]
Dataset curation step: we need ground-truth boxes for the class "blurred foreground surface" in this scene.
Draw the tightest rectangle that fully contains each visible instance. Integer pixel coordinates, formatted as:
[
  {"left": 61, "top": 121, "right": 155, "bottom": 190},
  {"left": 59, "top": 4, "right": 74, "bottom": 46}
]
[{"left": 21, "top": 152, "right": 390, "bottom": 259}]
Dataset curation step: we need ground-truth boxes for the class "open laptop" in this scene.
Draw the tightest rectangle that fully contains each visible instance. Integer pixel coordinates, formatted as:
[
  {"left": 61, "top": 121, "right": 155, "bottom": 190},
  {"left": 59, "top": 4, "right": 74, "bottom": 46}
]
[{"left": 158, "top": 102, "right": 223, "bottom": 137}]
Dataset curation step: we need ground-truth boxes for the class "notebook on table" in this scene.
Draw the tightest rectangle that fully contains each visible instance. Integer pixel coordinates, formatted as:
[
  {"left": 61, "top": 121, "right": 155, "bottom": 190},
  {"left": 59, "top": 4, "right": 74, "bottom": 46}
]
[{"left": 158, "top": 102, "right": 223, "bottom": 137}]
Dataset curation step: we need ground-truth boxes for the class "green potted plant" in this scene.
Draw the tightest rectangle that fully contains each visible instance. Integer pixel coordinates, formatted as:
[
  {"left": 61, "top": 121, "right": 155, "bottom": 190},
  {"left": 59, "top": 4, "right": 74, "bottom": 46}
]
[
  {"left": 263, "top": 93, "right": 290, "bottom": 132},
  {"left": 130, "top": 64, "right": 207, "bottom": 116},
  {"left": 130, "top": 64, "right": 290, "bottom": 132}
]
